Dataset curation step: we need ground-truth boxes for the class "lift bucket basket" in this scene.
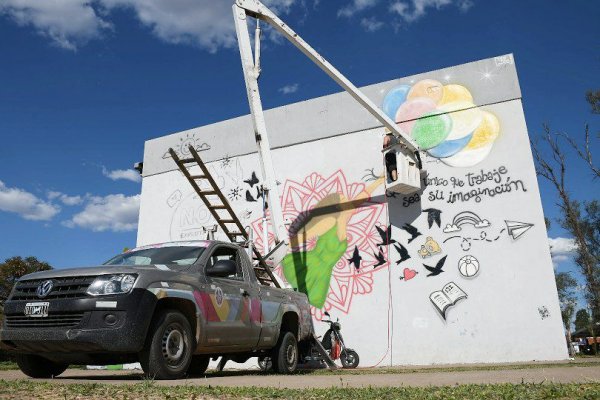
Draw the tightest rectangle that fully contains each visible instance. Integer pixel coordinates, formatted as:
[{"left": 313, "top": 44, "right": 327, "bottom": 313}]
[{"left": 383, "top": 144, "right": 422, "bottom": 195}]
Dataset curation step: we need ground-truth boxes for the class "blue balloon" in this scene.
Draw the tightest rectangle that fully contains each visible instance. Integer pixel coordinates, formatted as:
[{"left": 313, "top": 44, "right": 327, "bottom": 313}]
[
  {"left": 428, "top": 133, "right": 473, "bottom": 158},
  {"left": 382, "top": 85, "right": 411, "bottom": 119}
]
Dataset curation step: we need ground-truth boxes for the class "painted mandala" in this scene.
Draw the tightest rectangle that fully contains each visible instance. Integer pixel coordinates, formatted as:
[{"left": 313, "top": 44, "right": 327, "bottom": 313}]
[{"left": 251, "top": 170, "right": 388, "bottom": 320}]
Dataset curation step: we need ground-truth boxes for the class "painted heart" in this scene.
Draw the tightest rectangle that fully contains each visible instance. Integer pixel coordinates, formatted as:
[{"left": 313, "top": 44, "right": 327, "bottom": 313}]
[{"left": 403, "top": 268, "right": 418, "bottom": 281}]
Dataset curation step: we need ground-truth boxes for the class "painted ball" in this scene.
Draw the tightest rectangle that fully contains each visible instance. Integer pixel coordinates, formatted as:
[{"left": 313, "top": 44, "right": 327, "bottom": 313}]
[
  {"left": 382, "top": 85, "right": 411, "bottom": 119},
  {"left": 458, "top": 255, "right": 480, "bottom": 277}
]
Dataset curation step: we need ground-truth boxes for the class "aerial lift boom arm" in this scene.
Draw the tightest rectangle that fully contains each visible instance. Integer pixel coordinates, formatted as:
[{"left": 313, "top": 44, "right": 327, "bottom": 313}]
[{"left": 233, "top": 0, "right": 420, "bottom": 268}]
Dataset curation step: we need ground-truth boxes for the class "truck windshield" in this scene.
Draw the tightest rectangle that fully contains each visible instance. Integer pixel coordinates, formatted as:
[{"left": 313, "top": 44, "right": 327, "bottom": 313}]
[{"left": 103, "top": 246, "right": 205, "bottom": 266}]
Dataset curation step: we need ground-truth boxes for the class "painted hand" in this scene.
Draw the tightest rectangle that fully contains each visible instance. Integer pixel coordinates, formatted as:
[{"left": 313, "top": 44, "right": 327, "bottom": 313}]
[{"left": 282, "top": 225, "right": 347, "bottom": 309}]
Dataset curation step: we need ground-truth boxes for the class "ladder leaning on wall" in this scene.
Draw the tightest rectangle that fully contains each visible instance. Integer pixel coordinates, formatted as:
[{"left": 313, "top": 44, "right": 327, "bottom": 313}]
[{"left": 169, "top": 144, "right": 281, "bottom": 288}]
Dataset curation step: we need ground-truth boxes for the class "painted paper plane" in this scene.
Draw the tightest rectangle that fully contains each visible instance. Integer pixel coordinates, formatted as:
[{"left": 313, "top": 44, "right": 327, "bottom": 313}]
[{"left": 505, "top": 220, "right": 534, "bottom": 240}]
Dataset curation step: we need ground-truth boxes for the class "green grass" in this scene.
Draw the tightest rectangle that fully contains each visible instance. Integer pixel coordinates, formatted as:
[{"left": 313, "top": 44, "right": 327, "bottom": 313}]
[
  {"left": 0, "top": 358, "right": 598, "bottom": 375},
  {"left": 0, "top": 380, "right": 599, "bottom": 400},
  {"left": 0, "top": 361, "right": 17, "bottom": 371}
]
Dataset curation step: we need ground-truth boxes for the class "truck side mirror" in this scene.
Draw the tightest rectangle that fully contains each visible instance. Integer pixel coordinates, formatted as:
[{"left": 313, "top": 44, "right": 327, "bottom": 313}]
[{"left": 206, "top": 259, "right": 237, "bottom": 278}]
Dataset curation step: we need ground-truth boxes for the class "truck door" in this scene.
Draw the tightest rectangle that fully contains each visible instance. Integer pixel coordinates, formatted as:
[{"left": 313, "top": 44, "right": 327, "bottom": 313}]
[{"left": 201, "top": 245, "right": 261, "bottom": 348}]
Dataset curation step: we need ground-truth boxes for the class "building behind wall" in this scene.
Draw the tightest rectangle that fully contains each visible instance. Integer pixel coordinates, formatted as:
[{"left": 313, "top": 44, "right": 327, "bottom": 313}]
[{"left": 137, "top": 54, "right": 568, "bottom": 366}]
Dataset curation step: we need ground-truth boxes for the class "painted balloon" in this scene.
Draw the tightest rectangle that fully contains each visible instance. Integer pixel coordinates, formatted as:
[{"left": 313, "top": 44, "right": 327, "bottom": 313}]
[
  {"left": 443, "top": 141, "right": 495, "bottom": 168},
  {"left": 411, "top": 111, "right": 452, "bottom": 150},
  {"left": 438, "top": 101, "right": 483, "bottom": 141},
  {"left": 428, "top": 133, "right": 473, "bottom": 158},
  {"left": 383, "top": 80, "right": 501, "bottom": 167},
  {"left": 395, "top": 97, "right": 437, "bottom": 135},
  {"left": 382, "top": 85, "right": 411, "bottom": 119},
  {"left": 466, "top": 111, "right": 500, "bottom": 150},
  {"left": 407, "top": 79, "right": 444, "bottom": 104},
  {"left": 440, "top": 84, "right": 473, "bottom": 105}
]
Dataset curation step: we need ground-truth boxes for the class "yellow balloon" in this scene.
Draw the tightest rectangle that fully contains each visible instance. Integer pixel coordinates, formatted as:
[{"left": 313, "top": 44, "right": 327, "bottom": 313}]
[
  {"left": 440, "top": 84, "right": 473, "bottom": 105},
  {"left": 438, "top": 101, "right": 482, "bottom": 141},
  {"left": 467, "top": 111, "right": 500, "bottom": 150},
  {"left": 407, "top": 79, "right": 444, "bottom": 104}
]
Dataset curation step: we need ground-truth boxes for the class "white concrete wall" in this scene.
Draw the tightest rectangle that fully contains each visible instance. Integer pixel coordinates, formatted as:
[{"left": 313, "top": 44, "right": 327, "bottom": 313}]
[{"left": 137, "top": 55, "right": 568, "bottom": 366}]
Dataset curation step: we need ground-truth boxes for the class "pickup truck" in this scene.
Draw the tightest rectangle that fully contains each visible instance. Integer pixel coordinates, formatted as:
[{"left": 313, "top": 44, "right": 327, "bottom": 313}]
[{"left": 0, "top": 241, "right": 313, "bottom": 379}]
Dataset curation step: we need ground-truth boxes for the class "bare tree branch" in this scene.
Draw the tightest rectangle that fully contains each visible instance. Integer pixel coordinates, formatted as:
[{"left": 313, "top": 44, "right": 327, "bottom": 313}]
[{"left": 559, "top": 125, "right": 600, "bottom": 179}]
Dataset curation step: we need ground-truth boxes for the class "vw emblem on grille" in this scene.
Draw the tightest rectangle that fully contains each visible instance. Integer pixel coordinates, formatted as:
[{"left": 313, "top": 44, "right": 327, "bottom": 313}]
[{"left": 36, "top": 280, "right": 54, "bottom": 298}]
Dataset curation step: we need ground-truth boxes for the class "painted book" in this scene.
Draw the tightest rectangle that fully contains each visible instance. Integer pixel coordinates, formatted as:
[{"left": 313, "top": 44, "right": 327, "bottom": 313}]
[{"left": 429, "top": 282, "right": 467, "bottom": 320}]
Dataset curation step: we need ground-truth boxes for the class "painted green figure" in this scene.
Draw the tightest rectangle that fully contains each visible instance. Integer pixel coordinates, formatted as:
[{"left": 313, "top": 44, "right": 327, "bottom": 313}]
[
  {"left": 280, "top": 177, "right": 384, "bottom": 309},
  {"left": 282, "top": 225, "right": 347, "bottom": 308}
]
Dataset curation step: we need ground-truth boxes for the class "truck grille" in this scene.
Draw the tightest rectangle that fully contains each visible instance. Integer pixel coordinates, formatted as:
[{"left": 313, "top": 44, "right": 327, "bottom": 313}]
[
  {"left": 5, "top": 312, "right": 85, "bottom": 328},
  {"left": 10, "top": 276, "right": 97, "bottom": 301}
]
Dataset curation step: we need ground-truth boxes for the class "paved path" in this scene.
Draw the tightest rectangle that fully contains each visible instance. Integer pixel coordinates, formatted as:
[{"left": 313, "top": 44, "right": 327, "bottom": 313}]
[{"left": 1, "top": 361, "right": 600, "bottom": 388}]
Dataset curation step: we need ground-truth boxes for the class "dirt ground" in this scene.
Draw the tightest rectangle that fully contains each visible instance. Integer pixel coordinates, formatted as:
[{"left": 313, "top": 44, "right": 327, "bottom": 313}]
[{"left": 1, "top": 360, "right": 599, "bottom": 388}]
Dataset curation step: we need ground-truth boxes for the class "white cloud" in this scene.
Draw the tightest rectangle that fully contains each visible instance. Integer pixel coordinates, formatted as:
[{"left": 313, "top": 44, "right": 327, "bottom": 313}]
[
  {"left": 360, "top": 17, "right": 384, "bottom": 32},
  {"left": 98, "top": 0, "right": 301, "bottom": 53},
  {"left": 47, "top": 191, "right": 83, "bottom": 206},
  {"left": 102, "top": 167, "right": 142, "bottom": 183},
  {"left": 338, "top": 0, "right": 378, "bottom": 18},
  {"left": 390, "top": 0, "right": 471, "bottom": 23},
  {"left": 0, "top": 180, "right": 60, "bottom": 221},
  {"left": 549, "top": 237, "right": 578, "bottom": 256},
  {"left": 549, "top": 237, "right": 578, "bottom": 268},
  {"left": 64, "top": 194, "right": 140, "bottom": 232},
  {"left": 279, "top": 83, "right": 299, "bottom": 94},
  {"left": 0, "top": 0, "right": 301, "bottom": 52},
  {"left": 0, "top": 0, "right": 111, "bottom": 50}
]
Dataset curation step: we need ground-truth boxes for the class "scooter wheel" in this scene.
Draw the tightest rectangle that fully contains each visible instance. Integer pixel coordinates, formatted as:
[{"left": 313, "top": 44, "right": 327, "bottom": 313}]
[{"left": 340, "top": 350, "right": 359, "bottom": 368}]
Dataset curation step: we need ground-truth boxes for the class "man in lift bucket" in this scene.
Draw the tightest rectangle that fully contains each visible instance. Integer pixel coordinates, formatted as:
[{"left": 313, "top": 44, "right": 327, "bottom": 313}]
[{"left": 383, "top": 128, "right": 398, "bottom": 182}]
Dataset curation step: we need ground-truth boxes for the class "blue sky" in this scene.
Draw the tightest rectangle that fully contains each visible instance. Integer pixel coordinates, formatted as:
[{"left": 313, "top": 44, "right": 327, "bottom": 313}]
[{"left": 0, "top": 0, "right": 598, "bottom": 298}]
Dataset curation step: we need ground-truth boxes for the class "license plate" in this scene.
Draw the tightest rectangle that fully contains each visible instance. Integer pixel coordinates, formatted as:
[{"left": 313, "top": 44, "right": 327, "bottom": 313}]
[{"left": 24, "top": 302, "right": 49, "bottom": 318}]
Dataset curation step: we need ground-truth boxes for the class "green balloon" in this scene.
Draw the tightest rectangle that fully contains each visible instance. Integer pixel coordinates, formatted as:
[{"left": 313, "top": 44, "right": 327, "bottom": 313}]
[
  {"left": 282, "top": 225, "right": 347, "bottom": 309},
  {"left": 412, "top": 111, "right": 452, "bottom": 149}
]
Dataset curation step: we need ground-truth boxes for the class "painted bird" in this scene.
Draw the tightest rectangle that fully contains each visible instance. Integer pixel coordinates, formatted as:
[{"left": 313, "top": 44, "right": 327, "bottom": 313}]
[
  {"left": 375, "top": 225, "right": 396, "bottom": 247},
  {"left": 423, "top": 255, "right": 447, "bottom": 277},
  {"left": 245, "top": 190, "right": 256, "bottom": 202},
  {"left": 244, "top": 171, "right": 259, "bottom": 187},
  {"left": 373, "top": 250, "right": 386, "bottom": 268},
  {"left": 393, "top": 243, "right": 411, "bottom": 265},
  {"left": 402, "top": 223, "right": 422, "bottom": 243},
  {"left": 423, "top": 208, "right": 442, "bottom": 229},
  {"left": 347, "top": 246, "right": 362, "bottom": 270}
]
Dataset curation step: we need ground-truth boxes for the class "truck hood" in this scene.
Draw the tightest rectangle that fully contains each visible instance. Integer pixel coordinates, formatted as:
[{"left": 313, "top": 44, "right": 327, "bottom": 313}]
[{"left": 19, "top": 264, "right": 190, "bottom": 281}]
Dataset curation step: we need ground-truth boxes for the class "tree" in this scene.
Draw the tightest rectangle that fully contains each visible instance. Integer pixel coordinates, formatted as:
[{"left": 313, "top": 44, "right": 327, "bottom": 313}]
[
  {"left": 0, "top": 256, "right": 52, "bottom": 319},
  {"left": 586, "top": 90, "right": 600, "bottom": 114},
  {"left": 532, "top": 91, "right": 600, "bottom": 321},
  {"left": 574, "top": 308, "right": 592, "bottom": 332},
  {"left": 555, "top": 271, "right": 578, "bottom": 354}
]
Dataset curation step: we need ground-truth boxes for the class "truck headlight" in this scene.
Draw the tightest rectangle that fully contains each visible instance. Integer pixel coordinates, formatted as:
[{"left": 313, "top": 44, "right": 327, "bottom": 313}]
[{"left": 87, "top": 274, "right": 137, "bottom": 296}]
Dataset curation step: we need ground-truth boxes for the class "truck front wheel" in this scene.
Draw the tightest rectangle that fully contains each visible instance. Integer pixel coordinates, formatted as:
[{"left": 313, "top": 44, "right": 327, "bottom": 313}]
[
  {"left": 187, "top": 355, "right": 210, "bottom": 376},
  {"left": 15, "top": 354, "right": 68, "bottom": 378},
  {"left": 272, "top": 331, "right": 298, "bottom": 374},
  {"left": 140, "top": 309, "right": 194, "bottom": 380}
]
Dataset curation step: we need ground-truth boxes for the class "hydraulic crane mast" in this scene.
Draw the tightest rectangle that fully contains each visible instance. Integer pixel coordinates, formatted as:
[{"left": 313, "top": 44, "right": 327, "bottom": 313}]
[{"left": 233, "top": 0, "right": 421, "bottom": 269}]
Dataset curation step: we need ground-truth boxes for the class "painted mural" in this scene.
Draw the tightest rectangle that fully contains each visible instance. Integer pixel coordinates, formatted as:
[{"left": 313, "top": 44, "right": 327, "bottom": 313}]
[
  {"left": 382, "top": 80, "right": 501, "bottom": 167},
  {"left": 250, "top": 171, "right": 389, "bottom": 320},
  {"left": 140, "top": 55, "right": 569, "bottom": 365}
]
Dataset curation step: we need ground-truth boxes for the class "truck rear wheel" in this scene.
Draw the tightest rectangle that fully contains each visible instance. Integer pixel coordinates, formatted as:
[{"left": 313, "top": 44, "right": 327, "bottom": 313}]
[
  {"left": 140, "top": 309, "right": 194, "bottom": 380},
  {"left": 272, "top": 331, "right": 298, "bottom": 374},
  {"left": 16, "top": 354, "right": 68, "bottom": 378}
]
